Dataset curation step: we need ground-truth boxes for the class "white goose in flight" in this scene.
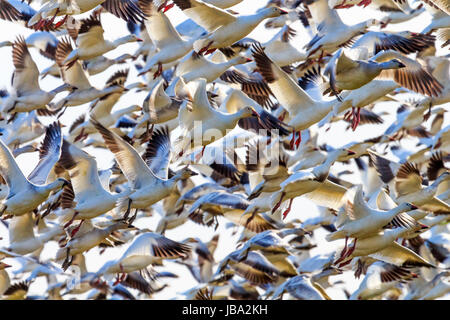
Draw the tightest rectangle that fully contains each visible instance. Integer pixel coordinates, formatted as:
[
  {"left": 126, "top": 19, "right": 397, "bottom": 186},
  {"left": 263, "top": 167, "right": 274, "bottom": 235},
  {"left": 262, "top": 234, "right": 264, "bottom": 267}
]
[
  {"left": 62, "top": 13, "right": 142, "bottom": 67},
  {"left": 2, "top": 36, "right": 72, "bottom": 115},
  {"left": 369, "top": 151, "right": 450, "bottom": 214},
  {"left": 96, "top": 231, "right": 190, "bottom": 283},
  {"left": 51, "top": 37, "right": 126, "bottom": 113},
  {"left": 171, "top": 0, "right": 288, "bottom": 54},
  {"left": 0, "top": 122, "right": 68, "bottom": 217},
  {"left": 56, "top": 140, "right": 135, "bottom": 234},
  {"left": 137, "top": 0, "right": 197, "bottom": 79},
  {"left": 251, "top": 43, "right": 337, "bottom": 149},
  {"left": 270, "top": 148, "right": 356, "bottom": 219},
  {"left": 92, "top": 120, "right": 197, "bottom": 222},
  {"left": 28, "top": 0, "right": 147, "bottom": 30}
]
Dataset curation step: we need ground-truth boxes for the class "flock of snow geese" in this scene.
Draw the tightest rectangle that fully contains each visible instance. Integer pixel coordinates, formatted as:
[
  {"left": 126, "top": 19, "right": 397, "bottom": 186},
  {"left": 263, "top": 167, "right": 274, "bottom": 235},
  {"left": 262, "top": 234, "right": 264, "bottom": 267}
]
[{"left": 0, "top": 0, "right": 448, "bottom": 300}]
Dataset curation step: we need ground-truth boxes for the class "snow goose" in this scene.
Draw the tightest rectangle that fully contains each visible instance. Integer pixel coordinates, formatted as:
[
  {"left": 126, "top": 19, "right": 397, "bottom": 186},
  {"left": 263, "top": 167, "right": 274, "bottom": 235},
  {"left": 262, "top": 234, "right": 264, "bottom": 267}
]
[
  {"left": 0, "top": 122, "right": 69, "bottom": 217},
  {"left": 369, "top": 0, "right": 425, "bottom": 28},
  {"left": 260, "top": 25, "right": 307, "bottom": 67},
  {"left": 421, "top": 4, "right": 450, "bottom": 35},
  {"left": 5, "top": 212, "right": 63, "bottom": 255},
  {"left": 136, "top": 78, "right": 189, "bottom": 135},
  {"left": 303, "top": 0, "right": 379, "bottom": 58},
  {"left": 0, "top": 0, "right": 21, "bottom": 22},
  {"left": 96, "top": 231, "right": 190, "bottom": 283},
  {"left": 268, "top": 275, "right": 330, "bottom": 300},
  {"left": 0, "top": 261, "right": 11, "bottom": 296},
  {"left": 171, "top": 0, "right": 288, "bottom": 54},
  {"left": 383, "top": 103, "right": 438, "bottom": 140},
  {"left": 28, "top": 0, "right": 147, "bottom": 30},
  {"left": 187, "top": 191, "right": 277, "bottom": 233},
  {"left": 176, "top": 51, "right": 252, "bottom": 83},
  {"left": 176, "top": 78, "right": 288, "bottom": 159},
  {"left": 369, "top": 151, "right": 450, "bottom": 214},
  {"left": 51, "top": 38, "right": 126, "bottom": 113},
  {"left": 83, "top": 53, "right": 134, "bottom": 76},
  {"left": 62, "top": 13, "right": 142, "bottom": 67},
  {"left": 251, "top": 44, "right": 337, "bottom": 148},
  {"left": 55, "top": 140, "right": 135, "bottom": 234},
  {"left": 56, "top": 220, "right": 135, "bottom": 270},
  {"left": 1, "top": 36, "right": 72, "bottom": 115},
  {"left": 324, "top": 48, "right": 443, "bottom": 102},
  {"left": 327, "top": 185, "right": 419, "bottom": 257},
  {"left": 0, "top": 112, "right": 45, "bottom": 148},
  {"left": 176, "top": 235, "right": 218, "bottom": 283},
  {"left": 92, "top": 120, "right": 197, "bottom": 222},
  {"left": 270, "top": 147, "right": 355, "bottom": 218},
  {"left": 137, "top": 0, "right": 197, "bottom": 78},
  {"left": 333, "top": 227, "right": 435, "bottom": 268},
  {"left": 216, "top": 250, "right": 281, "bottom": 286},
  {"left": 349, "top": 261, "right": 418, "bottom": 300},
  {"left": 67, "top": 69, "right": 140, "bottom": 142},
  {"left": 422, "top": 0, "right": 450, "bottom": 16}
]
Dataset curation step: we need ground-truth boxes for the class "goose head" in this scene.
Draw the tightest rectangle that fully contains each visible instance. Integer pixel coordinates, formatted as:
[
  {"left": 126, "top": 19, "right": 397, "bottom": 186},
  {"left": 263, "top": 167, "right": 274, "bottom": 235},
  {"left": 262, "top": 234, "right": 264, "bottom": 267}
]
[
  {"left": 232, "top": 55, "right": 253, "bottom": 66},
  {"left": 382, "top": 59, "right": 406, "bottom": 70},
  {"left": 111, "top": 221, "right": 138, "bottom": 231},
  {"left": 50, "top": 178, "right": 70, "bottom": 190},
  {"left": 261, "top": 7, "right": 289, "bottom": 18},
  {"left": 117, "top": 34, "right": 143, "bottom": 45},
  {"left": 365, "top": 19, "right": 379, "bottom": 28},
  {"left": 178, "top": 167, "right": 198, "bottom": 180},
  {"left": 332, "top": 148, "right": 356, "bottom": 161},
  {"left": 239, "top": 106, "right": 260, "bottom": 119},
  {"left": 0, "top": 262, "right": 11, "bottom": 270},
  {"left": 396, "top": 202, "right": 418, "bottom": 213}
]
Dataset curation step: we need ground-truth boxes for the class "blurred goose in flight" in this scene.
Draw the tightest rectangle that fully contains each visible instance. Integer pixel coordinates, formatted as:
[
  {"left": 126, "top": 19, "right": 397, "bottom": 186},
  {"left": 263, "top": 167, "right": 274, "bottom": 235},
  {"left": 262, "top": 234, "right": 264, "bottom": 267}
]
[
  {"left": 0, "top": 0, "right": 21, "bottom": 22},
  {"left": 176, "top": 78, "right": 289, "bottom": 159},
  {"left": 96, "top": 231, "right": 190, "bottom": 283},
  {"left": 0, "top": 122, "right": 68, "bottom": 217},
  {"left": 304, "top": 0, "right": 380, "bottom": 58},
  {"left": 268, "top": 274, "right": 330, "bottom": 300},
  {"left": 260, "top": 25, "right": 307, "bottom": 67},
  {"left": 2, "top": 36, "right": 72, "bottom": 115},
  {"left": 422, "top": 0, "right": 450, "bottom": 16},
  {"left": 171, "top": 0, "right": 288, "bottom": 54},
  {"left": 56, "top": 220, "right": 135, "bottom": 270},
  {"left": 369, "top": 151, "right": 450, "bottom": 214},
  {"left": 0, "top": 261, "right": 11, "bottom": 296},
  {"left": 66, "top": 69, "right": 140, "bottom": 142},
  {"left": 137, "top": 0, "right": 197, "bottom": 78},
  {"left": 134, "top": 78, "right": 190, "bottom": 136},
  {"left": 216, "top": 250, "right": 281, "bottom": 286},
  {"left": 93, "top": 121, "right": 197, "bottom": 222},
  {"left": 28, "top": 0, "right": 147, "bottom": 30},
  {"left": 324, "top": 48, "right": 443, "bottom": 103},
  {"left": 333, "top": 227, "right": 435, "bottom": 268},
  {"left": 51, "top": 38, "right": 126, "bottom": 113},
  {"left": 56, "top": 140, "right": 135, "bottom": 233},
  {"left": 162, "top": 0, "right": 244, "bottom": 10},
  {"left": 82, "top": 54, "right": 135, "bottom": 76},
  {"left": 62, "top": 13, "right": 142, "bottom": 68},
  {"left": 270, "top": 148, "right": 355, "bottom": 218},
  {"left": 350, "top": 261, "right": 418, "bottom": 300},
  {"left": 5, "top": 212, "right": 63, "bottom": 255},
  {"left": 176, "top": 51, "right": 252, "bottom": 83},
  {"left": 187, "top": 191, "right": 277, "bottom": 233},
  {"left": 251, "top": 44, "right": 339, "bottom": 149},
  {"left": 327, "top": 185, "right": 419, "bottom": 259}
]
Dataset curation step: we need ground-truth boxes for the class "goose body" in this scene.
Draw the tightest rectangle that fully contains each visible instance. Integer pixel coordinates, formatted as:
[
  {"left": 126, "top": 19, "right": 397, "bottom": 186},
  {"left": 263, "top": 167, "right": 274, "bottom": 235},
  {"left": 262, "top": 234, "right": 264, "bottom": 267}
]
[
  {"left": 171, "top": 1, "right": 287, "bottom": 52},
  {"left": 0, "top": 123, "right": 68, "bottom": 216}
]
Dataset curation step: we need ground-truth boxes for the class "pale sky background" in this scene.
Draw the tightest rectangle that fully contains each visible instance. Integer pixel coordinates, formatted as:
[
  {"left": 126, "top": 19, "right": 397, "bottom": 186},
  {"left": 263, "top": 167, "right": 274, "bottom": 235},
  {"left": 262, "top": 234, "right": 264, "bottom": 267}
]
[{"left": 0, "top": 0, "right": 448, "bottom": 300}]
